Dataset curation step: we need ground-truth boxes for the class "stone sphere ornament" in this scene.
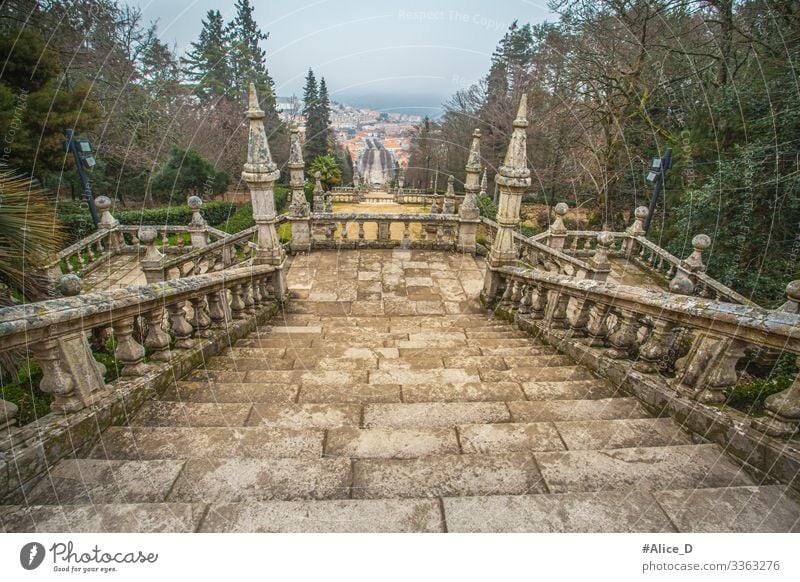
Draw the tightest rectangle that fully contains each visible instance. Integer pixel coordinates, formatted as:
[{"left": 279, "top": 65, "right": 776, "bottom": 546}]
[
  {"left": 58, "top": 274, "right": 82, "bottom": 297},
  {"left": 187, "top": 195, "right": 203, "bottom": 210},
  {"left": 554, "top": 202, "right": 569, "bottom": 216},
  {"left": 95, "top": 196, "right": 112, "bottom": 212}
]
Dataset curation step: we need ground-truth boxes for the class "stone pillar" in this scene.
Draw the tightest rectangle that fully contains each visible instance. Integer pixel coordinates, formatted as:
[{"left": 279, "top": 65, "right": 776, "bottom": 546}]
[
  {"left": 624, "top": 205, "right": 648, "bottom": 257},
  {"left": 458, "top": 129, "right": 482, "bottom": 253},
  {"left": 138, "top": 226, "right": 165, "bottom": 283},
  {"left": 94, "top": 195, "right": 122, "bottom": 252},
  {"left": 287, "top": 127, "right": 311, "bottom": 253},
  {"left": 187, "top": 195, "right": 208, "bottom": 249},
  {"left": 482, "top": 95, "right": 531, "bottom": 301},
  {"left": 548, "top": 202, "right": 568, "bottom": 250},
  {"left": 241, "top": 83, "right": 286, "bottom": 298},
  {"left": 442, "top": 175, "right": 456, "bottom": 215}
]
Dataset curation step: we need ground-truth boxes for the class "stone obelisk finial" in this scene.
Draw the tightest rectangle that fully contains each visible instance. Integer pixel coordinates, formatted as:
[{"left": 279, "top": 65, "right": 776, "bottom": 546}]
[
  {"left": 288, "top": 127, "right": 309, "bottom": 217},
  {"left": 460, "top": 128, "right": 481, "bottom": 220},
  {"left": 483, "top": 95, "right": 531, "bottom": 299}
]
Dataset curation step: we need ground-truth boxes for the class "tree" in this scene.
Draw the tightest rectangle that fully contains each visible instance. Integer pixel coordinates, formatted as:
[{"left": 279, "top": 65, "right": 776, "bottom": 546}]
[
  {"left": 150, "top": 147, "right": 230, "bottom": 203},
  {"left": 309, "top": 155, "right": 342, "bottom": 189},
  {"left": 181, "top": 10, "right": 232, "bottom": 102},
  {"left": 302, "top": 69, "right": 331, "bottom": 163},
  {"left": 318, "top": 77, "right": 333, "bottom": 153}
]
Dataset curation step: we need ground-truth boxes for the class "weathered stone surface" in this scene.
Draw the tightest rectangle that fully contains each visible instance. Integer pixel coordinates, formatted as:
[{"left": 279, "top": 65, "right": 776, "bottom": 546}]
[
  {"left": 522, "top": 380, "right": 616, "bottom": 401},
  {"left": 0, "top": 503, "right": 205, "bottom": 533},
  {"left": 168, "top": 458, "right": 351, "bottom": 501},
  {"left": 26, "top": 459, "right": 184, "bottom": 504},
  {"left": 402, "top": 382, "right": 525, "bottom": 402},
  {"left": 130, "top": 402, "right": 252, "bottom": 427},
  {"left": 653, "top": 486, "right": 800, "bottom": 532},
  {"left": 508, "top": 398, "right": 650, "bottom": 422},
  {"left": 247, "top": 403, "right": 361, "bottom": 428},
  {"left": 352, "top": 453, "right": 546, "bottom": 498},
  {"left": 299, "top": 383, "right": 401, "bottom": 403},
  {"left": 200, "top": 499, "right": 445, "bottom": 532},
  {"left": 91, "top": 426, "right": 323, "bottom": 459},
  {"left": 369, "top": 368, "right": 481, "bottom": 385},
  {"left": 325, "top": 427, "right": 459, "bottom": 458},
  {"left": 205, "top": 356, "right": 296, "bottom": 370},
  {"left": 442, "top": 355, "right": 508, "bottom": 370},
  {"left": 555, "top": 418, "right": 692, "bottom": 450},
  {"left": 161, "top": 382, "right": 298, "bottom": 403},
  {"left": 364, "top": 402, "right": 510, "bottom": 428},
  {"left": 535, "top": 444, "right": 754, "bottom": 493},
  {"left": 482, "top": 366, "right": 595, "bottom": 383},
  {"left": 444, "top": 491, "right": 675, "bottom": 532},
  {"left": 459, "top": 422, "right": 565, "bottom": 453}
]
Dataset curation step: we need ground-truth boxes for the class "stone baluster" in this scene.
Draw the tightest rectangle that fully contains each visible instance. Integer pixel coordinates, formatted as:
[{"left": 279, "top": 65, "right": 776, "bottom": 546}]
[
  {"left": 187, "top": 195, "right": 208, "bottom": 249},
  {"left": 624, "top": 206, "right": 648, "bottom": 257},
  {"left": 167, "top": 301, "right": 195, "bottom": 349},
  {"left": 230, "top": 284, "right": 246, "bottom": 319},
  {"left": 358, "top": 222, "right": 365, "bottom": 240},
  {"left": 684, "top": 234, "right": 711, "bottom": 272},
  {"left": 29, "top": 275, "right": 108, "bottom": 412},
  {"left": 517, "top": 284, "right": 533, "bottom": 315},
  {"left": 242, "top": 281, "right": 256, "bottom": 315},
  {"left": 529, "top": 284, "right": 548, "bottom": 320},
  {"left": 509, "top": 280, "right": 523, "bottom": 312},
  {"left": 190, "top": 296, "right": 213, "bottom": 337},
  {"left": 498, "top": 279, "right": 514, "bottom": 309},
  {"left": 0, "top": 397, "right": 22, "bottom": 449},
  {"left": 378, "top": 221, "right": 390, "bottom": 242},
  {"left": 754, "top": 318, "right": 800, "bottom": 436},
  {"left": 591, "top": 231, "right": 614, "bottom": 282},
  {"left": 696, "top": 338, "right": 748, "bottom": 404},
  {"left": 634, "top": 317, "right": 677, "bottom": 373},
  {"left": 569, "top": 296, "right": 595, "bottom": 337},
  {"left": 584, "top": 303, "right": 612, "bottom": 346},
  {"left": 548, "top": 203, "right": 568, "bottom": 250},
  {"left": 207, "top": 289, "right": 227, "bottom": 327},
  {"left": 144, "top": 307, "right": 171, "bottom": 362},
  {"left": 340, "top": 221, "right": 348, "bottom": 240},
  {"left": 139, "top": 227, "right": 165, "bottom": 284},
  {"left": 605, "top": 308, "right": 640, "bottom": 359},
  {"left": 112, "top": 316, "right": 149, "bottom": 377},
  {"left": 548, "top": 291, "right": 570, "bottom": 329},
  {"left": 403, "top": 221, "right": 411, "bottom": 245}
]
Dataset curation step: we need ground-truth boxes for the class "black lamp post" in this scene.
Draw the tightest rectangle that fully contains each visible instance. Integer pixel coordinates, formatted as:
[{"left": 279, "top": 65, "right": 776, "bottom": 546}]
[
  {"left": 643, "top": 148, "right": 672, "bottom": 234},
  {"left": 64, "top": 129, "right": 99, "bottom": 226}
]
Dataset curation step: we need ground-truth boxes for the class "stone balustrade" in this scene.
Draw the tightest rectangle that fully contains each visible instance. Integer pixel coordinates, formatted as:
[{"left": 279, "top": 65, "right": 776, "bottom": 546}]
[{"left": 487, "top": 264, "right": 800, "bottom": 437}]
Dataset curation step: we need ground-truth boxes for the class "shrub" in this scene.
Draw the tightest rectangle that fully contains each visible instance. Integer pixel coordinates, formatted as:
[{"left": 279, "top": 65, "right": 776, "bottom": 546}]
[{"left": 476, "top": 195, "right": 497, "bottom": 220}]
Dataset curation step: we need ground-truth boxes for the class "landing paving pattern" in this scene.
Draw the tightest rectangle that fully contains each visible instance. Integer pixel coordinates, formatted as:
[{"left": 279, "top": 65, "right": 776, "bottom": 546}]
[{"left": 2, "top": 249, "right": 799, "bottom": 532}]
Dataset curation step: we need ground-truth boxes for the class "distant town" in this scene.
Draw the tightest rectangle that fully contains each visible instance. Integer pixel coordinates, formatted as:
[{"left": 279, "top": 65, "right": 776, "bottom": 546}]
[{"left": 276, "top": 96, "right": 422, "bottom": 171}]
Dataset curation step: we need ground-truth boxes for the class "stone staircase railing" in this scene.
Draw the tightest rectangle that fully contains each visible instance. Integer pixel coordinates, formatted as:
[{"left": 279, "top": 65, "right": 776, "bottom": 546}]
[{"left": 0, "top": 263, "right": 281, "bottom": 502}]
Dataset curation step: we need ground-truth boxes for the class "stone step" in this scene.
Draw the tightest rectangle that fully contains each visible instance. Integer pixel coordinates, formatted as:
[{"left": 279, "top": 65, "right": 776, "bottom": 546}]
[
  {"left": 246, "top": 403, "right": 362, "bottom": 428},
  {"left": 458, "top": 422, "right": 565, "bottom": 454},
  {"left": 298, "top": 383, "right": 401, "bottom": 403},
  {"left": 167, "top": 457, "right": 352, "bottom": 502},
  {"left": 89, "top": 426, "right": 324, "bottom": 460},
  {"left": 163, "top": 382, "right": 298, "bottom": 403},
  {"left": 481, "top": 366, "right": 595, "bottom": 383},
  {"left": 351, "top": 453, "right": 547, "bottom": 499},
  {"left": 185, "top": 369, "right": 369, "bottom": 386},
  {"left": 477, "top": 346, "right": 556, "bottom": 357},
  {"left": 465, "top": 330, "right": 531, "bottom": 339},
  {"left": 443, "top": 490, "right": 676, "bottom": 532},
  {"left": 236, "top": 337, "right": 316, "bottom": 348},
  {"left": 508, "top": 398, "right": 651, "bottom": 422},
  {"left": 534, "top": 444, "right": 754, "bottom": 493},
  {"left": 400, "top": 382, "right": 525, "bottom": 402},
  {"left": 199, "top": 499, "right": 445, "bottom": 532},
  {"left": 364, "top": 402, "right": 511, "bottom": 428},
  {"left": 203, "top": 357, "right": 298, "bottom": 371},
  {"left": 227, "top": 346, "right": 401, "bottom": 360},
  {"left": 553, "top": 418, "right": 693, "bottom": 450},
  {"left": 25, "top": 459, "right": 185, "bottom": 505},
  {"left": 0, "top": 503, "right": 205, "bottom": 533},
  {"left": 368, "top": 368, "right": 482, "bottom": 386},
  {"left": 324, "top": 427, "right": 460, "bottom": 458},
  {"left": 130, "top": 402, "right": 252, "bottom": 427},
  {"left": 522, "top": 380, "right": 618, "bottom": 401}
]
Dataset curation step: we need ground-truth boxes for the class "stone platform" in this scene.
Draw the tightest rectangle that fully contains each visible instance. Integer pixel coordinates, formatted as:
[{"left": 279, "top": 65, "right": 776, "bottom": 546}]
[{"left": 3, "top": 250, "right": 798, "bottom": 532}]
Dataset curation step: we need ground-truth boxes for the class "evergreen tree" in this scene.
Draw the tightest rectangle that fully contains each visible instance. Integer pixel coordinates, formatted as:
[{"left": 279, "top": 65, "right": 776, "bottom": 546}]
[
  {"left": 318, "top": 77, "right": 332, "bottom": 153},
  {"left": 302, "top": 68, "right": 328, "bottom": 163},
  {"left": 181, "top": 10, "right": 231, "bottom": 102}
]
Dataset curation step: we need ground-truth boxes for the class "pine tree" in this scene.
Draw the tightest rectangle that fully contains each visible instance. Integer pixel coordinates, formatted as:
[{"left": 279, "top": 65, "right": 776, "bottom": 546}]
[
  {"left": 181, "top": 10, "right": 231, "bottom": 102},
  {"left": 302, "top": 68, "right": 328, "bottom": 163},
  {"left": 318, "top": 77, "right": 333, "bottom": 154}
]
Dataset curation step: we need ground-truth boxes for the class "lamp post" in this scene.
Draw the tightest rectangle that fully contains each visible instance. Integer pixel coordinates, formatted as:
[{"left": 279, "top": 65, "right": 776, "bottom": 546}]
[
  {"left": 643, "top": 148, "right": 672, "bottom": 234},
  {"left": 64, "top": 129, "right": 99, "bottom": 226}
]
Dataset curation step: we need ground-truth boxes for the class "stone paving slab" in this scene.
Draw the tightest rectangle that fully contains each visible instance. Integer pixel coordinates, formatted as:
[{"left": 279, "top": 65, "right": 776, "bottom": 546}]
[
  {"left": 0, "top": 503, "right": 205, "bottom": 533},
  {"left": 442, "top": 355, "right": 508, "bottom": 370},
  {"left": 199, "top": 499, "right": 445, "bottom": 532},
  {"left": 458, "top": 422, "right": 565, "bottom": 454},
  {"left": 401, "top": 382, "right": 525, "bottom": 403},
  {"left": 443, "top": 491, "right": 675, "bottom": 532},
  {"left": 26, "top": 459, "right": 185, "bottom": 505},
  {"left": 364, "top": 402, "right": 511, "bottom": 428},
  {"left": 130, "top": 402, "right": 252, "bottom": 427},
  {"left": 398, "top": 346, "right": 483, "bottom": 358},
  {"left": 554, "top": 418, "right": 693, "bottom": 450},
  {"left": 298, "top": 383, "right": 401, "bottom": 404},
  {"left": 205, "top": 357, "right": 297, "bottom": 371},
  {"left": 90, "top": 426, "right": 323, "bottom": 459},
  {"left": 377, "top": 356, "right": 445, "bottom": 370},
  {"left": 162, "top": 382, "right": 298, "bottom": 403},
  {"left": 502, "top": 355, "right": 575, "bottom": 369},
  {"left": 478, "top": 346, "right": 556, "bottom": 357},
  {"left": 325, "top": 427, "right": 459, "bottom": 458},
  {"left": 653, "top": 486, "right": 800, "bottom": 532},
  {"left": 369, "top": 368, "right": 481, "bottom": 386},
  {"left": 521, "top": 380, "right": 617, "bottom": 401},
  {"left": 508, "top": 398, "right": 651, "bottom": 422},
  {"left": 534, "top": 444, "right": 754, "bottom": 493},
  {"left": 481, "top": 365, "right": 595, "bottom": 383},
  {"left": 352, "top": 453, "right": 546, "bottom": 499},
  {"left": 168, "top": 458, "right": 352, "bottom": 502},
  {"left": 247, "top": 403, "right": 361, "bottom": 428}
]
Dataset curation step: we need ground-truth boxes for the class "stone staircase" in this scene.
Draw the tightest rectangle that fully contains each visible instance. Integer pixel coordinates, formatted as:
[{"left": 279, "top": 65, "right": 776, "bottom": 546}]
[{"left": 2, "top": 250, "right": 798, "bottom": 532}]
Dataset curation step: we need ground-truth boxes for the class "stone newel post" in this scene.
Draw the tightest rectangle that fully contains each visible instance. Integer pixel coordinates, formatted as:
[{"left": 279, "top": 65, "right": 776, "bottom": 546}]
[
  {"left": 548, "top": 203, "right": 568, "bottom": 250},
  {"left": 458, "top": 128, "right": 482, "bottom": 253},
  {"left": 187, "top": 195, "right": 208, "bottom": 249},
  {"left": 242, "top": 83, "right": 286, "bottom": 297},
  {"left": 624, "top": 205, "right": 648, "bottom": 257},
  {"left": 482, "top": 95, "right": 531, "bottom": 301},
  {"left": 139, "top": 226, "right": 165, "bottom": 284},
  {"left": 94, "top": 195, "right": 122, "bottom": 252},
  {"left": 287, "top": 127, "right": 311, "bottom": 252}
]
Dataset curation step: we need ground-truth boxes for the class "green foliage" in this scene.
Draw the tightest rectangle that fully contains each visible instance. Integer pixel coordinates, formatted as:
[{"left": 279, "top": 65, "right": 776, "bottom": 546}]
[
  {"left": 217, "top": 203, "right": 255, "bottom": 234},
  {"left": 724, "top": 375, "right": 792, "bottom": 416},
  {"left": 310, "top": 155, "right": 342, "bottom": 189},
  {"left": 303, "top": 69, "right": 333, "bottom": 163},
  {"left": 476, "top": 195, "right": 498, "bottom": 220},
  {"left": 150, "top": 147, "right": 230, "bottom": 203}
]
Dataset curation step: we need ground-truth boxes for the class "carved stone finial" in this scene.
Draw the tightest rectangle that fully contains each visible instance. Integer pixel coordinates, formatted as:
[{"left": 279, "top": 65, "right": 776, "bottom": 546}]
[
  {"left": 550, "top": 202, "right": 569, "bottom": 235},
  {"left": 627, "top": 206, "right": 648, "bottom": 236},
  {"left": 780, "top": 280, "right": 800, "bottom": 313},
  {"left": 58, "top": 274, "right": 82, "bottom": 297},
  {"left": 138, "top": 226, "right": 163, "bottom": 264},
  {"left": 480, "top": 170, "right": 488, "bottom": 195},
  {"left": 242, "top": 83, "right": 278, "bottom": 180},
  {"left": 95, "top": 195, "right": 118, "bottom": 230},
  {"left": 187, "top": 195, "right": 206, "bottom": 228},
  {"left": 684, "top": 233, "right": 711, "bottom": 272},
  {"left": 496, "top": 95, "right": 531, "bottom": 188},
  {"left": 592, "top": 230, "right": 614, "bottom": 271},
  {"left": 466, "top": 129, "right": 482, "bottom": 171},
  {"left": 288, "top": 127, "right": 304, "bottom": 167}
]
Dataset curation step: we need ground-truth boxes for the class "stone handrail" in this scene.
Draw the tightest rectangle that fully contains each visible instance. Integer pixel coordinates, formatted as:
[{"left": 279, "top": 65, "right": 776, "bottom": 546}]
[
  {"left": 0, "top": 264, "right": 279, "bottom": 416},
  {"left": 489, "top": 264, "right": 800, "bottom": 437},
  {"left": 161, "top": 225, "right": 258, "bottom": 278},
  {"left": 308, "top": 212, "right": 463, "bottom": 250},
  {"left": 42, "top": 227, "right": 120, "bottom": 277}
]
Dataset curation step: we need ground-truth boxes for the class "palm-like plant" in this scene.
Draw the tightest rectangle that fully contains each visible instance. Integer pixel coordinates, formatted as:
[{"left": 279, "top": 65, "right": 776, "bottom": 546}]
[
  {"left": 309, "top": 155, "right": 342, "bottom": 190},
  {"left": 0, "top": 166, "right": 65, "bottom": 303}
]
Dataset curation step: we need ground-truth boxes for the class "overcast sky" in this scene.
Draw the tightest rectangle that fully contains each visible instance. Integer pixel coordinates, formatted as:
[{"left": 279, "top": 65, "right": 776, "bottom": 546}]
[{"left": 134, "top": 0, "right": 553, "bottom": 113}]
